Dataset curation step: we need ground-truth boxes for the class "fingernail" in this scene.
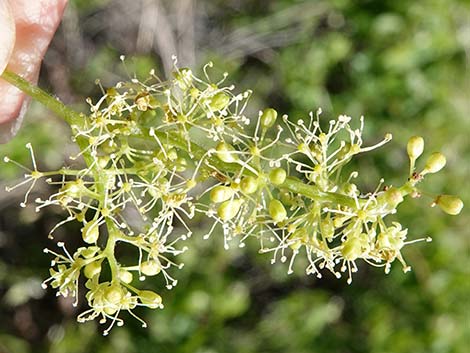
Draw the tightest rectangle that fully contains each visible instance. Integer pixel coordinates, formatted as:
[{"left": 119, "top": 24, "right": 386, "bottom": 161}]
[{"left": 0, "top": 0, "right": 16, "bottom": 74}]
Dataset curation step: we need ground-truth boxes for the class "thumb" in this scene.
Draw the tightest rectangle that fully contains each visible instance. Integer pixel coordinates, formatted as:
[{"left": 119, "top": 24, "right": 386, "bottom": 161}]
[{"left": 0, "top": 0, "right": 15, "bottom": 75}]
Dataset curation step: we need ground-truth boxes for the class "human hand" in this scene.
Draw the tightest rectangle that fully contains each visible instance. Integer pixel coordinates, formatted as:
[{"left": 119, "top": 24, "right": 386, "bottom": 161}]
[{"left": 0, "top": 0, "right": 67, "bottom": 143}]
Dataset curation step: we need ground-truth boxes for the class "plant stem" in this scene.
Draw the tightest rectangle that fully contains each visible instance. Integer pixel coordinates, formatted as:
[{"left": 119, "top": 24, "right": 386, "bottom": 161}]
[
  {"left": 1, "top": 70, "right": 83, "bottom": 126},
  {"left": 148, "top": 128, "right": 357, "bottom": 208},
  {"left": 1, "top": 70, "right": 98, "bottom": 165}
]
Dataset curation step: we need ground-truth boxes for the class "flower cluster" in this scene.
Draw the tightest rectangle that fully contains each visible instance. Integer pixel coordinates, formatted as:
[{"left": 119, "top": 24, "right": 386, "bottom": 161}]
[
  {"left": 3, "top": 58, "right": 463, "bottom": 333},
  {"left": 203, "top": 108, "right": 462, "bottom": 283}
]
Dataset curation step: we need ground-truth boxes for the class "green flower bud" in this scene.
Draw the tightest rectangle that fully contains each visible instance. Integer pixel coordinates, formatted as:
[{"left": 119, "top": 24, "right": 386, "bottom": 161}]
[
  {"left": 260, "top": 108, "right": 278, "bottom": 129},
  {"left": 84, "top": 261, "right": 102, "bottom": 279},
  {"left": 140, "top": 290, "right": 162, "bottom": 309},
  {"left": 378, "top": 187, "right": 404, "bottom": 209},
  {"left": 240, "top": 176, "right": 258, "bottom": 194},
  {"left": 435, "top": 195, "right": 464, "bottom": 215},
  {"left": 422, "top": 152, "right": 446, "bottom": 175},
  {"left": 62, "top": 180, "right": 84, "bottom": 198},
  {"left": 269, "top": 199, "right": 287, "bottom": 224},
  {"left": 104, "top": 307, "right": 118, "bottom": 316},
  {"left": 140, "top": 260, "right": 162, "bottom": 276},
  {"left": 376, "top": 223, "right": 406, "bottom": 252},
  {"left": 210, "top": 186, "right": 235, "bottom": 203},
  {"left": 210, "top": 92, "right": 230, "bottom": 111},
  {"left": 269, "top": 168, "right": 287, "bottom": 185},
  {"left": 118, "top": 269, "right": 133, "bottom": 284},
  {"left": 407, "top": 136, "right": 424, "bottom": 160},
  {"left": 216, "top": 142, "right": 238, "bottom": 163},
  {"left": 217, "top": 199, "right": 243, "bottom": 221},
  {"left": 82, "top": 221, "right": 99, "bottom": 244},
  {"left": 104, "top": 284, "right": 125, "bottom": 305},
  {"left": 341, "top": 237, "right": 363, "bottom": 261}
]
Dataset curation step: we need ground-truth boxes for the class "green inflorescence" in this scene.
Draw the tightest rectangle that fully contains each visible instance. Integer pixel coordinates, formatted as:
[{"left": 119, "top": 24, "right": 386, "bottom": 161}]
[{"left": 2, "top": 58, "right": 463, "bottom": 334}]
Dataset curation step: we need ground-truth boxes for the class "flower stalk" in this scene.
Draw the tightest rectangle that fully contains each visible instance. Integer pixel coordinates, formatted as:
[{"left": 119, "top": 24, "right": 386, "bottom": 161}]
[{"left": 1, "top": 61, "right": 463, "bottom": 334}]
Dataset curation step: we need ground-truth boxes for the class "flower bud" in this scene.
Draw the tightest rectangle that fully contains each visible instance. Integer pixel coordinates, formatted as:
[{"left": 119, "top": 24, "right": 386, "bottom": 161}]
[
  {"left": 140, "top": 260, "right": 162, "bottom": 276},
  {"left": 104, "top": 284, "right": 125, "bottom": 305},
  {"left": 63, "top": 180, "right": 84, "bottom": 198},
  {"left": 240, "top": 176, "right": 258, "bottom": 194},
  {"left": 84, "top": 261, "right": 102, "bottom": 279},
  {"left": 269, "top": 199, "right": 287, "bottom": 224},
  {"left": 140, "top": 290, "right": 162, "bottom": 309},
  {"left": 210, "top": 186, "right": 235, "bottom": 203},
  {"left": 269, "top": 168, "right": 287, "bottom": 185},
  {"left": 422, "top": 152, "right": 446, "bottom": 175},
  {"left": 118, "top": 269, "right": 133, "bottom": 284},
  {"left": 407, "top": 136, "right": 424, "bottom": 160},
  {"left": 217, "top": 199, "right": 244, "bottom": 221},
  {"left": 341, "top": 237, "right": 363, "bottom": 261},
  {"left": 434, "top": 195, "right": 464, "bottom": 215},
  {"left": 209, "top": 92, "right": 230, "bottom": 111},
  {"left": 82, "top": 221, "right": 99, "bottom": 244},
  {"left": 260, "top": 108, "right": 278, "bottom": 129},
  {"left": 104, "top": 307, "right": 118, "bottom": 316},
  {"left": 378, "top": 187, "right": 404, "bottom": 209},
  {"left": 216, "top": 142, "right": 238, "bottom": 163}
]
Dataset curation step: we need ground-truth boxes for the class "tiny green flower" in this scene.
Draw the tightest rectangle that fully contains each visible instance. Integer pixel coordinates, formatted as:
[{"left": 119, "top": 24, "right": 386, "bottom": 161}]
[
  {"left": 260, "top": 108, "right": 278, "bottom": 128},
  {"left": 269, "top": 199, "right": 287, "bottom": 224},
  {"left": 434, "top": 195, "right": 464, "bottom": 215},
  {"left": 422, "top": 152, "right": 446, "bottom": 175},
  {"left": 269, "top": 168, "right": 287, "bottom": 185},
  {"left": 210, "top": 186, "right": 235, "bottom": 203},
  {"left": 240, "top": 176, "right": 258, "bottom": 194},
  {"left": 217, "top": 199, "right": 244, "bottom": 221},
  {"left": 407, "top": 136, "right": 424, "bottom": 160}
]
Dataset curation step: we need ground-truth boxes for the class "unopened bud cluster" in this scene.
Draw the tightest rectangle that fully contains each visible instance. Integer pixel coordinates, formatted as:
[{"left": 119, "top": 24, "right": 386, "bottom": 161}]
[{"left": 3, "top": 59, "right": 463, "bottom": 333}]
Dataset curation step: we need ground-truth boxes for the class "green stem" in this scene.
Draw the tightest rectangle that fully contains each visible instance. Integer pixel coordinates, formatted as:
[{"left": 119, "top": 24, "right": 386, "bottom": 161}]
[
  {"left": 2, "top": 71, "right": 123, "bottom": 279},
  {"left": 1, "top": 71, "right": 96, "bottom": 167},
  {"left": 1, "top": 70, "right": 83, "bottom": 126},
  {"left": 103, "top": 219, "right": 119, "bottom": 280},
  {"left": 147, "top": 128, "right": 357, "bottom": 208}
]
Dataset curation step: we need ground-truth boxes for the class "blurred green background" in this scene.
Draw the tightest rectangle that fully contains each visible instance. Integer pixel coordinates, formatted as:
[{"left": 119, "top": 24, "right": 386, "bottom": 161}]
[{"left": 0, "top": 0, "right": 469, "bottom": 352}]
